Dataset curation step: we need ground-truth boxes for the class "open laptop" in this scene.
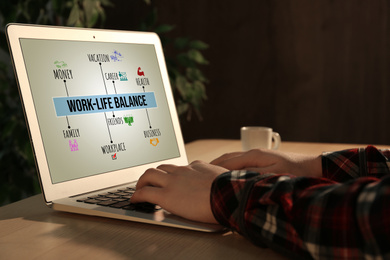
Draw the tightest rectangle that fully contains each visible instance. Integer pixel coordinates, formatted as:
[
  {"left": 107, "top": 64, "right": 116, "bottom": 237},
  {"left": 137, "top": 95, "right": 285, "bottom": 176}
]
[{"left": 6, "top": 23, "right": 221, "bottom": 232}]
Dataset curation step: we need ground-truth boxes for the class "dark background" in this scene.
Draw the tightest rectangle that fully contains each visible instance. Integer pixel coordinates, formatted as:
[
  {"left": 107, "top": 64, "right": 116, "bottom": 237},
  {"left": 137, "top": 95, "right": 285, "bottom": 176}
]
[{"left": 104, "top": 0, "right": 390, "bottom": 145}]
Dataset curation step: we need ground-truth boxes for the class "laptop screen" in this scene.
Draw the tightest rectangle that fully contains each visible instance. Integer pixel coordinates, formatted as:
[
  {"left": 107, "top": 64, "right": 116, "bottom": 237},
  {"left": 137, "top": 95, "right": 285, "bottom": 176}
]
[{"left": 19, "top": 38, "right": 180, "bottom": 184}]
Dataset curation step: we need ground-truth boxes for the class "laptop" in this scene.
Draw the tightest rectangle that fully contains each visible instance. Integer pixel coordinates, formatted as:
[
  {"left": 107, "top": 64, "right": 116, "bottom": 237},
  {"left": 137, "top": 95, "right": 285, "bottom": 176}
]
[{"left": 6, "top": 23, "right": 221, "bottom": 232}]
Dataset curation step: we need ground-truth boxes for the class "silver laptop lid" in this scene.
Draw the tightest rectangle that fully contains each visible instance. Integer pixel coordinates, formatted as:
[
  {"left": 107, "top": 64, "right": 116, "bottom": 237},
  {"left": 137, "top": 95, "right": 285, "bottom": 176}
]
[{"left": 6, "top": 23, "right": 188, "bottom": 203}]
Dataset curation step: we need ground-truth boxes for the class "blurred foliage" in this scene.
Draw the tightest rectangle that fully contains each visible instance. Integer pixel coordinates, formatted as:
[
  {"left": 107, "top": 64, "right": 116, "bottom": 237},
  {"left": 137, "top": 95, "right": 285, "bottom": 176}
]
[
  {"left": 139, "top": 6, "right": 209, "bottom": 120},
  {"left": 0, "top": 0, "right": 208, "bottom": 206},
  {"left": 0, "top": 0, "right": 114, "bottom": 206}
]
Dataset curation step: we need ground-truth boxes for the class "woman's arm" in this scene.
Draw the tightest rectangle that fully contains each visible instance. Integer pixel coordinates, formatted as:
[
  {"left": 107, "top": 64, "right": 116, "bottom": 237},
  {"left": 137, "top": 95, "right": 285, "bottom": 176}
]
[{"left": 211, "top": 146, "right": 390, "bottom": 259}]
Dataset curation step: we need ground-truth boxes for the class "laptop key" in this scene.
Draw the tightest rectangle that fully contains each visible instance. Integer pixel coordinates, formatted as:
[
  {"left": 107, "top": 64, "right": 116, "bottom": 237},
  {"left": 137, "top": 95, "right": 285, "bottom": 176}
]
[
  {"left": 84, "top": 199, "right": 101, "bottom": 204},
  {"left": 114, "top": 192, "right": 128, "bottom": 196},
  {"left": 97, "top": 200, "right": 118, "bottom": 206},
  {"left": 110, "top": 201, "right": 132, "bottom": 208},
  {"left": 138, "top": 202, "right": 156, "bottom": 209},
  {"left": 106, "top": 194, "right": 120, "bottom": 199},
  {"left": 113, "top": 198, "right": 127, "bottom": 202},
  {"left": 123, "top": 204, "right": 137, "bottom": 210},
  {"left": 95, "top": 197, "right": 112, "bottom": 201},
  {"left": 125, "top": 202, "right": 159, "bottom": 213}
]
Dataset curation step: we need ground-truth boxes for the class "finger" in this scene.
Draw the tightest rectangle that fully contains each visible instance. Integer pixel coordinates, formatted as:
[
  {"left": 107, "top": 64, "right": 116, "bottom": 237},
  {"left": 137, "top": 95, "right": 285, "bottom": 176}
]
[
  {"left": 210, "top": 151, "right": 244, "bottom": 165},
  {"left": 132, "top": 186, "right": 163, "bottom": 205},
  {"left": 189, "top": 160, "right": 206, "bottom": 165},
  {"left": 213, "top": 153, "right": 252, "bottom": 169},
  {"left": 136, "top": 168, "right": 170, "bottom": 189},
  {"left": 189, "top": 160, "right": 228, "bottom": 175},
  {"left": 156, "top": 164, "right": 181, "bottom": 173},
  {"left": 188, "top": 160, "right": 209, "bottom": 169},
  {"left": 158, "top": 163, "right": 203, "bottom": 175},
  {"left": 217, "top": 150, "right": 275, "bottom": 170}
]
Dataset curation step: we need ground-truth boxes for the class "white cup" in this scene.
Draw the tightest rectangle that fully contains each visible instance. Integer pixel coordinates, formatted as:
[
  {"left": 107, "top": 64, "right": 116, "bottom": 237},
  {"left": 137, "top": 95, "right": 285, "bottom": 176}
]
[{"left": 241, "top": 126, "right": 281, "bottom": 151}]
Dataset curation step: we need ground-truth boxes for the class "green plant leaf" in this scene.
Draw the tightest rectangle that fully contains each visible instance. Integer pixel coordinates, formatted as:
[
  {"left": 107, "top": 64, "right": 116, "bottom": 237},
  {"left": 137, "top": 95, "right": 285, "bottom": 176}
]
[
  {"left": 175, "top": 75, "right": 190, "bottom": 98},
  {"left": 193, "top": 80, "right": 207, "bottom": 100},
  {"left": 67, "top": 3, "right": 80, "bottom": 26},
  {"left": 186, "top": 67, "right": 207, "bottom": 83},
  {"left": 187, "top": 49, "right": 209, "bottom": 65},
  {"left": 154, "top": 24, "right": 175, "bottom": 34},
  {"left": 83, "top": 0, "right": 99, "bottom": 27},
  {"left": 177, "top": 53, "right": 194, "bottom": 68},
  {"left": 189, "top": 40, "right": 209, "bottom": 50},
  {"left": 174, "top": 37, "right": 190, "bottom": 49},
  {"left": 100, "top": 0, "right": 114, "bottom": 6},
  {"left": 176, "top": 102, "right": 189, "bottom": 116}
]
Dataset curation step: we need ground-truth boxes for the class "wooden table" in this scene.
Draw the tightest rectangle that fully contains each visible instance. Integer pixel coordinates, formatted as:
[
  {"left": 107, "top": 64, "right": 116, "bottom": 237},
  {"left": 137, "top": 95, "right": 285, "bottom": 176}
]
[{"left": 1, "top": 140, "right": 388, "bottom": 259}]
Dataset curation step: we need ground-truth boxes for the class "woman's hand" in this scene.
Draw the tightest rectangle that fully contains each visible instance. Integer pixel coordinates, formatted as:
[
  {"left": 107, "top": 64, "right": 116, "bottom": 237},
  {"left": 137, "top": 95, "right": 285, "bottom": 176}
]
[
  {"left": 132, "top": 149, "right": 322, "bottom": 224},
  {"left": 211, "top": 149, "right": 322, "bottom": 178},
  {"left": 131, "top": 161, "right": 228, "bottom": 224}
]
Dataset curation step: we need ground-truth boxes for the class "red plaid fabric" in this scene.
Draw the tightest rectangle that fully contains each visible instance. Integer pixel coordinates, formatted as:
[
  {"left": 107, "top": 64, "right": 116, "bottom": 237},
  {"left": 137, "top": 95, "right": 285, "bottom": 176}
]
[{"left": 210, "top": 146, "right": 390, "bottom": 259}]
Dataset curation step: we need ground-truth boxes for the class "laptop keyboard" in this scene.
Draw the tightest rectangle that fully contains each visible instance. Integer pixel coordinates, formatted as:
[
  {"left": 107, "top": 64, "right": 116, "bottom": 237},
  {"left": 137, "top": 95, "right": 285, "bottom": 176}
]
[{"left": 76, "top": 186, "right": 159, "bottom": 213}]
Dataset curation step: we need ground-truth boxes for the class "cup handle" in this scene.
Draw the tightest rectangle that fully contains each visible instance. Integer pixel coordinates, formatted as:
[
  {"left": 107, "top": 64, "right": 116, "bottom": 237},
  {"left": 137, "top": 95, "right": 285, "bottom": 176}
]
[{"left": 272, "top": 132, "right": 281, "bottom": 150}]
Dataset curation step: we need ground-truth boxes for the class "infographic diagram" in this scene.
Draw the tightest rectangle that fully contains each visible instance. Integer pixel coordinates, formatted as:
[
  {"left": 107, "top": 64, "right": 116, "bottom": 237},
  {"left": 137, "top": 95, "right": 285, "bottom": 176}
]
[{"left": 20, "top": 39, "right": 180, "bottom": 183}]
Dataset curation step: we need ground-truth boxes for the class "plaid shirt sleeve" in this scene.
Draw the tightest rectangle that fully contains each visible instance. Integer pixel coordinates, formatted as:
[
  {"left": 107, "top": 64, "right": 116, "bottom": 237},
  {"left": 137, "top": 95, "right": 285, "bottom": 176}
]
[{"left": 210, "top": 145, "right": 390, "bottom": 259}]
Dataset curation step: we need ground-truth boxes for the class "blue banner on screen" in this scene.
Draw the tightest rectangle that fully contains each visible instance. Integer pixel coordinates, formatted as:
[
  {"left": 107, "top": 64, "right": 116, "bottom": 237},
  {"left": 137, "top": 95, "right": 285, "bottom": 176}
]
[{"left": 53, "top": 92, "right": 157, "bottom": 117}]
